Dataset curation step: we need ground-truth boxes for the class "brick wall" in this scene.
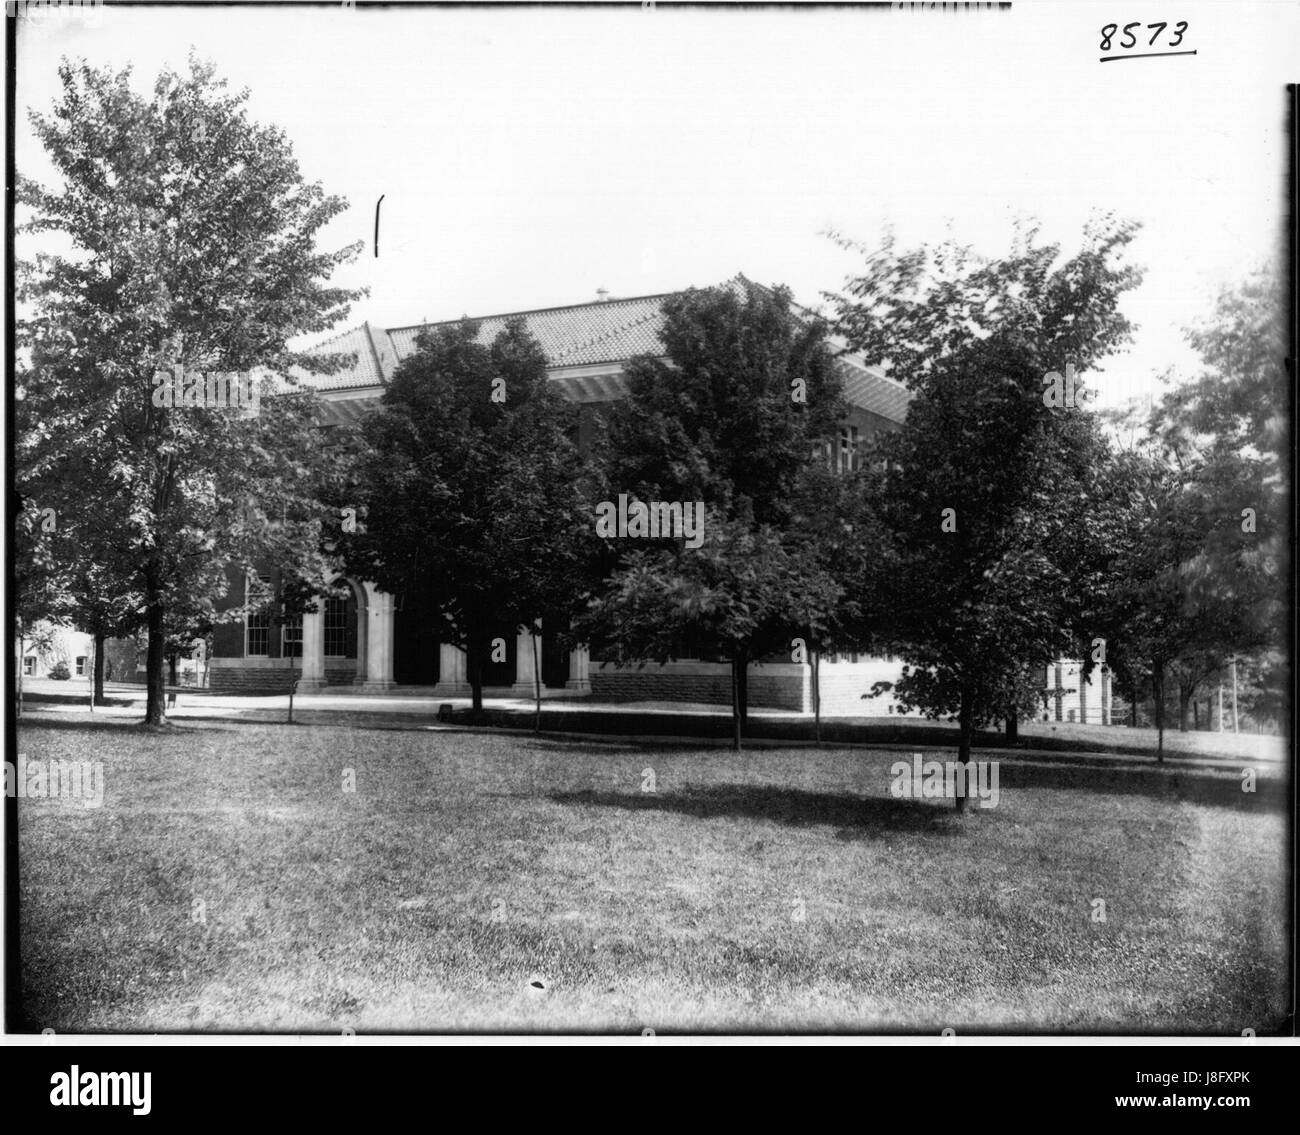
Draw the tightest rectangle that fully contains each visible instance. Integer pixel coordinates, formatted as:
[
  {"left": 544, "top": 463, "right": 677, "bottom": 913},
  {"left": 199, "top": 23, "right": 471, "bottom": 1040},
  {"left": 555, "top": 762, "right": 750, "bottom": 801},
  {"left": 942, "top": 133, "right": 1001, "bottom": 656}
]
[
  {"left": 590, "top": 662, "right": 809, "bottom": 711},
  {"left": 209, "top": 661, "right": 358, "bottom": 694},
  {"left": 210, "top": 666, "right": 300, "bottom": 694}
]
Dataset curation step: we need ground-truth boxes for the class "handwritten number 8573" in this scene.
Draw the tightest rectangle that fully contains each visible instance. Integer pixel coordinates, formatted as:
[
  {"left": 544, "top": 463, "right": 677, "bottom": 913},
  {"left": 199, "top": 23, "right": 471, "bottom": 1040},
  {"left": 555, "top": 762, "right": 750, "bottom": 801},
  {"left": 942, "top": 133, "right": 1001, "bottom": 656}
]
[{"left": 1100, "top": 21, "right": 1187, "bottom": 51}]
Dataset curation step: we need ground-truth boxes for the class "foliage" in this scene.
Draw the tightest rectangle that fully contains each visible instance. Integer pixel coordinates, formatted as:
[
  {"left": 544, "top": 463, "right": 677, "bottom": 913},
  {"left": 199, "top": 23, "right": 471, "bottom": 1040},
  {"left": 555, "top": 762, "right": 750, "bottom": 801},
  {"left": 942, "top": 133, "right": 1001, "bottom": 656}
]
[
  {"left": 17, "top": 55, "right": 362, "bottom": 724},
  {"left": 830, "top": 219, "right": 1142, "bottom": 789},
  {"left": 343, "top": 317, "right": 596, "bottom": 713},
  {"left": 582, "top": 281, "right": 850, "bottom": 744}
]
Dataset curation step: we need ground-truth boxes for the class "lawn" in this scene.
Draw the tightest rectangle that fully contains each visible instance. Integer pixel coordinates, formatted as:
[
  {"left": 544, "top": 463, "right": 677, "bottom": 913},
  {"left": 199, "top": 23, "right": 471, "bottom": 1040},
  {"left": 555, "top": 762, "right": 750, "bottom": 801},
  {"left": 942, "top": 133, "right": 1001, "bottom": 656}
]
[{"left": 14, "top": 714, "right": 1290, "bottom": 1034}]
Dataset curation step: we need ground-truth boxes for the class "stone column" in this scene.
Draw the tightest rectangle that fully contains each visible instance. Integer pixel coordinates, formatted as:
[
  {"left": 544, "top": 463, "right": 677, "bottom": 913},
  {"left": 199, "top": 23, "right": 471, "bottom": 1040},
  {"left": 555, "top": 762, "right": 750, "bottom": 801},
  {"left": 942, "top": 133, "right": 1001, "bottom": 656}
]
[
  {"left": 512, "top": 625, "right": 540, "bottom": 697},
  {"left": 434, "top": 643, "right": 471, "bottom": 696},
  {"left": 358, "top": 582, "right": 395, "bottom": 694},
  {"left": 298, "top": 603, "right": 327, "bottom": 694},
  {"left": 565, "top": 643, "right": 591, "bottom": 694}
]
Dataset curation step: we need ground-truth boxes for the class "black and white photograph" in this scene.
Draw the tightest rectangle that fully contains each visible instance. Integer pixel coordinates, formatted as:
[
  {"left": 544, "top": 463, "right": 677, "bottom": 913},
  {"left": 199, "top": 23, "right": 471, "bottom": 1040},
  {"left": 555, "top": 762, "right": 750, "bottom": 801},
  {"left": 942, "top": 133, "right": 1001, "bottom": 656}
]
[{"left": 4, "top": 0, "right": 1294, "bottom": 1052}]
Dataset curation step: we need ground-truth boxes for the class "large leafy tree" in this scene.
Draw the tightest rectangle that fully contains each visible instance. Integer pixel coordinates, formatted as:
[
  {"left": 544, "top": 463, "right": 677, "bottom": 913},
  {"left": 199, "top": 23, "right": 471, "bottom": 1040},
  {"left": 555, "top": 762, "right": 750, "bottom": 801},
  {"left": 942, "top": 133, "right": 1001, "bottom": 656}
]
[
  {"left": 579, "top": 508, "right": 841, "bottom": 750},
  {"left": 830, "top": 220, "right": 1142, "bottom": 796},
  {"left": 343, "top": 318, "right": 596, "bottom": 717},
  {"left": 605, "top": 281, "right": 845, "bottom": 527},
  {"left": 17, "top": 55, "right": 362, "bottom": 724},
  {"left": 1088, "top": 267, "right": 1289, "bottom": 749},
  {"left": 865, "top": 335, "right": 1114, "bottom": 793},
  {"left": 16, "top": 358, "right": 144, "bottom": 706},
  {"left": 1148, "top": 266, "right": 1287, "bottom": 725},
  {"left": 585, "top": 280, "right": 850, "bottom": 735}
]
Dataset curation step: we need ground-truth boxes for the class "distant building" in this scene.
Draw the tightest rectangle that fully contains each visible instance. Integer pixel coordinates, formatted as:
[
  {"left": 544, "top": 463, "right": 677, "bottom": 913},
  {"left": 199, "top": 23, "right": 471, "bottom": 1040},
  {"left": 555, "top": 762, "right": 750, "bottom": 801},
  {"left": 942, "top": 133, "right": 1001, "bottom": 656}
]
[
  {"left": 1040, "top": 659, "right": 1115, "bottom": 726},
  {"left": 17, "top": 622, "right": 93, "bottom": 681}
]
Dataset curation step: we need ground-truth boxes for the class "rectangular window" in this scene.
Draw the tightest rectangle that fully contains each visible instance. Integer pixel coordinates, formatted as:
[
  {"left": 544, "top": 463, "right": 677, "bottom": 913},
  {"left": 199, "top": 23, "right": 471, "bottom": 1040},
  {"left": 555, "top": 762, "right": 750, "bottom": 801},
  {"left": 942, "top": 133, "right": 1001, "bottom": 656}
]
[
  {"left": 324, "top": 596, "right": 348, "bottom": 657},
  {"left": 837, "top": 426, "right": 860, "bottom": 474},
  {"left": 75, "top": 656, "right": 87, "bottom": 676},
  {"left": 23, "top": 656, "right": 36, "bottom": 677},
  {"left": 282, "top": 613, "right": 303, "bottom": 659},
  {"left": 246, "top": 573, "right": 272, "bottom": 657}
]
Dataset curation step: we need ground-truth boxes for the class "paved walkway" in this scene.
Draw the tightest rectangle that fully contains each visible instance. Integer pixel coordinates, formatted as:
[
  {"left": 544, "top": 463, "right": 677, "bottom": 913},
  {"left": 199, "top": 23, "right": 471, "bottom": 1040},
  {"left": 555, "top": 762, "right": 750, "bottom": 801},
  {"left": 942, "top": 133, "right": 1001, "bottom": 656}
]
[{"left": 16, "top": 679, "right": 1287, "bottom": 768}]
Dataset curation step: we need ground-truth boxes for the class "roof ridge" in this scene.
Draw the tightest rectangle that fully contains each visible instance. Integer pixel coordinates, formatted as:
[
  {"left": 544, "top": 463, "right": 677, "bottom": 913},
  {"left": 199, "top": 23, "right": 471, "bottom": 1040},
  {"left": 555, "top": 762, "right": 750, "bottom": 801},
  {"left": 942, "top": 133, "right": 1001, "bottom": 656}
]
[
  {"left": 385, "top": 290, "right": 679, "bottom": 334},
  {"left": 361, "top": 321, "right": 386, "bottom": 382}
]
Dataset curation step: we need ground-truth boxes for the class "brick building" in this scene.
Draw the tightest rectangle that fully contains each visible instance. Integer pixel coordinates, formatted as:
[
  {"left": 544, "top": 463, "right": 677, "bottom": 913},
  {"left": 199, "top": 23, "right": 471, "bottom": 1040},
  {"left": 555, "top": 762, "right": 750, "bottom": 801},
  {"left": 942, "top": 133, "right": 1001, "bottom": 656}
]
[
  {"left": 205, "top": 278, "right": 1115, "bottom": 717},
  {"left": 205, "top": 279, "right": 917, "bottom": 708}
]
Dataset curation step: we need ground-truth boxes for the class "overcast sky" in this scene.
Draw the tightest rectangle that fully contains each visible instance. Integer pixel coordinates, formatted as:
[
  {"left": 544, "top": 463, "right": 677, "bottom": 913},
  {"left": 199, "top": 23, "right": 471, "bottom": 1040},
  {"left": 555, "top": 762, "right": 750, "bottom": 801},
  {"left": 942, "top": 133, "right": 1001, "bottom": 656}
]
[{"left": 13, "top": 1, "right": 1297, "bottom": 411}]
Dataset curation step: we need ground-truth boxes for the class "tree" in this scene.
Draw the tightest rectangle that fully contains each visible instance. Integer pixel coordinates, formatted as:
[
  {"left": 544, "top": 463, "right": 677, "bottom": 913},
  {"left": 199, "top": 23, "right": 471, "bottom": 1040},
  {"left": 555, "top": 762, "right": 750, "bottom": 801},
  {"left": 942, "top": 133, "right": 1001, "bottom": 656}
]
[
  {"left": 343, "top": 318, "right": 596, "bottom": 719},
  {"left": 1090, "top": 450, "right": 1281, "bottom": 755},
  {"left": 830, "top": 219, "right": 1143, "bottom": 802},
  {"left": 578, "top": 509, "right": 840, "bottom": 750},
  {"left": 1086, "top": 266, "right": 1289, "bottom": 755},
  {"left": 588, "top": 280, "right": 850, "bottom": 735},
  {"left": 1148, "top": 265, "right": 1288, "bottom": 720},
  {"left": 17, "top": 56, "right": 362, "bottom": 725},
  {"left": 786, "top": 459, "right": 887, "bottom": 744},
  {"left": 870, "top": 336, "right": 1113, "bottom": 797}
]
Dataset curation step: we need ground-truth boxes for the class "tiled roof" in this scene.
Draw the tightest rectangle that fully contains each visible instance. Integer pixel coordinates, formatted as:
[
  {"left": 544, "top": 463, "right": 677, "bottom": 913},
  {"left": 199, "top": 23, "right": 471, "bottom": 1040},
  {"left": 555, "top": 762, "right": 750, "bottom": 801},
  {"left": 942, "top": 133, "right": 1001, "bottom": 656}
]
[
  {"left": 386, "top": 291, "right": 671, "bottom": 370},
  {"left": 292, "top": 322, "right": 392, "bottom": 391},
  {"left": 294, "top": 278, "right": 913, "bottom": 423}
]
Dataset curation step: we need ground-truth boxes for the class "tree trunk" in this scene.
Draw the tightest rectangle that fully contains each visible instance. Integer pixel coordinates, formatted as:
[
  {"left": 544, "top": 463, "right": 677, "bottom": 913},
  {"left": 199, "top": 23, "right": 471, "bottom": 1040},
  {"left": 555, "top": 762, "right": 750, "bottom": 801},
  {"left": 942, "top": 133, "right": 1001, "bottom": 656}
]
[
  {"left": 1004, "top": 706, "right": 1018, "bottom": 743},
  {"left": 532, "top": 630, "right": 541, "bottom": 735},
  {"left": 955, "top": 683, "right": 974, "bottom": 812},
  {"left": 144, "top": 592, "right": 167, "bottom": 726},
  {"left": 730, "top": 654, "right": 742, "bottom": 752},
  {"left": 168, "top": 652, "right": 179, "bottom": 687},
  {"left": 468, "top": 630, "right": 485, "bottom": 721},
  {"left": 93, "top": 632, "right": 106, "bottom": 706},
  {"left": 812, "top": 648, "right": 822, "bottom": 747},
  {"left": 1193, "top": 698, "right": 1199, "bottom": 731},
  {"left": 1152, "top": 663, "right": 1165, "bottom": 763},
  {"left": 736, "top": 646, "right": 749, "bottom": 732},
  {"left": 1177, "top": 686, "right": 1191, "bottom": 732}
]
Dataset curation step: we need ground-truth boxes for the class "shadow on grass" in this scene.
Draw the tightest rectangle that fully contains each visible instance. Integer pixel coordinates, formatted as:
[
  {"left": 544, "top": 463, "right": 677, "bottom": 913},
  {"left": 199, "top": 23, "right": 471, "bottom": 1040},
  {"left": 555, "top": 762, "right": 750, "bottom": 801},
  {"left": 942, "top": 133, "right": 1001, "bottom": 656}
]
[
  {"left": 550, "top": 760, "right": 1281, "bottom": 830},
  {"left": 550, "top": 784, "right": 962, "bottom": 837},
  {"left": 20, "top": 692, "right": 139, "bottom": 708},
  {"left": 519, "top": 736, "right": 748, "bottom": 758},
  {"left": 995, "top": 758, "right": 1286, "bottom": 811},
  {"left": 14, "top": 716, "right": 237, "bottom": 736}
]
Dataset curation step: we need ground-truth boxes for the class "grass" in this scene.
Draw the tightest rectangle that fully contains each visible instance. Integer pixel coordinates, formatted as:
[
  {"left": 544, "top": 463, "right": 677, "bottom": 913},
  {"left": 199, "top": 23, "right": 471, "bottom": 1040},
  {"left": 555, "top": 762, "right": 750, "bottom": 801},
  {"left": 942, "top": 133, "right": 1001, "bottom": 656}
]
[{"left": 15, "top": 713, "right": 1290, "bottom": 1034}]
